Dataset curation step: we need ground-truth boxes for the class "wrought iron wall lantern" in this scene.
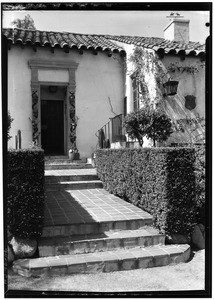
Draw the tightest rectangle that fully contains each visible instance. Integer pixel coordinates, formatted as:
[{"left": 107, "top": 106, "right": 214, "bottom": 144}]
[{"left": 163, "top": 80, "right": 179, "bottom": 96}]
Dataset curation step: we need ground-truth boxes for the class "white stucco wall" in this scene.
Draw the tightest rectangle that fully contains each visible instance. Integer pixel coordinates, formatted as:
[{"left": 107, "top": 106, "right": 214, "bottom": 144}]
[{"left": 7, "top": 45, "right": 124, "bottom": 157}]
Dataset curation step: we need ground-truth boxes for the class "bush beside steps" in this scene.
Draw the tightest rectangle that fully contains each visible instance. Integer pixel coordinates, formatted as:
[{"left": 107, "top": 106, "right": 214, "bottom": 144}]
[
  {"left": 7, "top": 148, "right": 45, "bottom": 264},
  {"left": 96, "top": 147, "right": 205, "bottom": 249}
]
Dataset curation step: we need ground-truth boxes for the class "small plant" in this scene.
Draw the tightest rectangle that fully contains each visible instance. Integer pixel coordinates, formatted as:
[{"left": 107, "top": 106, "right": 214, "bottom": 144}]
[
  {"left": 146, "top": 109, "right": 173, "bottom": 146},
  {"left": 123, "top": 108, "right": 151, "bottom": 146},
  {"left": 124, "top": 106, "right": 173, "bottom": 147},
  {"left": 7, "top": 111, "right": 13, "bottom": 141}
]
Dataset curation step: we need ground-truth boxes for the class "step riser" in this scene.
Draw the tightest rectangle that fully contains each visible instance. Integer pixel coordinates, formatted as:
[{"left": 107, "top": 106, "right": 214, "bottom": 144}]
[
  {"left": 45, "top": 175, "right": 99, "bottom": 183},
  {"left": 39, "top": 235, "right": 165, "bottom": 257},
  {"left": 45, "top": 159, "right": 85, "bottom": 164},
  {"left": 45, "top": 165, "right": 94, "bottom": 170},
  {"left": 45, "top": 181, "right": 103, "bottom": 191},
  {"left": 42, "top": 219, "right": 154, "bottom": 237},
  {"left": 13, "top": 246, "right": 191, "bottom": 277}
]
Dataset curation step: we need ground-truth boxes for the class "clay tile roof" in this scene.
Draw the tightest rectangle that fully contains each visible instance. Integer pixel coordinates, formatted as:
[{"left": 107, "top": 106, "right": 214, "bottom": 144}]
[
  {"left": 2, "top": 28, "right": 126, "bottom": 55},
  {"left": 105, "top": 35, "right": 205, "bottom": 56},
  {"left": 3, "top": 28, "right": 205, "bottom": 57}
]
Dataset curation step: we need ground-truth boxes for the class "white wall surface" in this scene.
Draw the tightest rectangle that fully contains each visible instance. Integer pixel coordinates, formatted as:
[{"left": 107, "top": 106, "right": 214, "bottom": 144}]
[{"left": 7, "top": 46, "right": 124, "bottom": 157}]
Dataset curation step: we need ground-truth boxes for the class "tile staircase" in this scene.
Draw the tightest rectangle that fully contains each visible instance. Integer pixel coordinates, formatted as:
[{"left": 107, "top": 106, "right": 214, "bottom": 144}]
[{"left": 12, "top": 156, "right": 191, "bottom": 277}]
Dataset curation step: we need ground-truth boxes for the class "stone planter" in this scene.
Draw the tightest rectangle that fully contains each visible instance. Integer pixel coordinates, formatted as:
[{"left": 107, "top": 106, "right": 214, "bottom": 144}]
[
  {"left": 10, "top": 237, "right": 37, "bottom": 259},
  {"left": 191, "top": 224, "right": 205, "bottom": 250}
]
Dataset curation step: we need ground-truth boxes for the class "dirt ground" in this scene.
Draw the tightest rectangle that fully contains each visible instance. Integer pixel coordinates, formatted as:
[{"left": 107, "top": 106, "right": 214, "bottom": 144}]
[{"left": 6, "top": 249, "right": 205, "bottom": 294}]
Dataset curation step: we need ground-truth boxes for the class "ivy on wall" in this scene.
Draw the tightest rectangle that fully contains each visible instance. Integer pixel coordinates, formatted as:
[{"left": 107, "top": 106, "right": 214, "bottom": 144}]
[
  {"left": 127, "top": 46, "right": 205, "bottom": 145},
  {"left": 128, "top": 47, "right": 173, "bottom": 106},
  {"left": 167, "top": 62, "right": 205, "bottom": 74}
]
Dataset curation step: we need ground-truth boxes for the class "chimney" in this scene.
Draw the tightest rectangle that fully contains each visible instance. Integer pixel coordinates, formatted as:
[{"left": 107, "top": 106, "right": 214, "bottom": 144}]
[{"left": 164, "top": 13, "right": 190, "bottom": 43}]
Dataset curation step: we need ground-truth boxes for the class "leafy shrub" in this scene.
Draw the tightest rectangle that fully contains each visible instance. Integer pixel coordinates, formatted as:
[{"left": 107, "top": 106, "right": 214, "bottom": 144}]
[
  {"left": 96, "top": 147, "right": 197, "bottom": 237},
  {"left": 123, "top": 107, "right": 173, "bottom": 147},
  {"left": 7, "top": 149, "right": 45, "bottom": 239},
  {"left": 7, "top": 111, "right": 13, "bottom": 141},
  {"left": 123, "top": 108, "right": 151, "bottom": 146}
]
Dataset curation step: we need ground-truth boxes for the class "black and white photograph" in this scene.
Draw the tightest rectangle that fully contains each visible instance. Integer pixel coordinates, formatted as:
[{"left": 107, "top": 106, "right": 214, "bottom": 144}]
[{"left": 2, "top": 2, "right": 211, "bottom": 297}]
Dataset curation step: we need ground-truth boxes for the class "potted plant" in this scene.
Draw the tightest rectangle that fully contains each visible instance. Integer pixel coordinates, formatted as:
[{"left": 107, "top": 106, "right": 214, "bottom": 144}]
[{"left": 69, "top": 146, "right": 79, "bottom": 162}]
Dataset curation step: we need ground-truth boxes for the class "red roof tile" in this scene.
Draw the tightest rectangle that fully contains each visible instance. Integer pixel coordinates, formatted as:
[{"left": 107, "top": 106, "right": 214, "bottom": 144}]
[
  {"left": 105, "top": 35, "right": 205, "bottom": 56},
  {"left": 2, "top": 28, "right": 126, "bottom": 55},
  {"left": 3, "top": 28, "right": 205, "bottom": 57}
]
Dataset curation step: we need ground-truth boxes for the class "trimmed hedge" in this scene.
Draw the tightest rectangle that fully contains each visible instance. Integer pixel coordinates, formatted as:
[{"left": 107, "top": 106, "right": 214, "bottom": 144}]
[
  {"left": 96, "top": 147, "right": 198, "bottom": 237},
  {"left": 194, "top": 145, "right": 205, "bottom": 225},
  {"left": 7, "top": 149, "right": 45, "bottom": 239}
]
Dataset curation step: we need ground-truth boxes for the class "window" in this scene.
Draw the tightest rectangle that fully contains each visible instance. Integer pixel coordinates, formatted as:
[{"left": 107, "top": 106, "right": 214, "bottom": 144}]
[
  {"left": 132, "top": 76, "right": 140, "bottom": 111},
  {"left": 131, "top": 74, "right": 144, "bottom": 112}
]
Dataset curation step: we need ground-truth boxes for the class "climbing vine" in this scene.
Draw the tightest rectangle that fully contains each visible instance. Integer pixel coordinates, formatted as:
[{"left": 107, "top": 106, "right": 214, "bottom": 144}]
[
  {"left": 167, "top": 62, "right": 205, "bottom": 74},
  {"left": 128, "top": 46, "right": 170, "bottom": 106}
]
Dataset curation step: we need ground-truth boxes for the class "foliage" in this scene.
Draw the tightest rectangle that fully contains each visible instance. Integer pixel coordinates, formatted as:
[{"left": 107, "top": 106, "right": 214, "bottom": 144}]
[
  {"left": 167, "top": 62, "right": 205, "bottom": 74},
  {"left": 194, "top": 145, "right": 205, "bottom": 225},
  {"left": 11, "top": 14, "right": 36, "bottom": 30},
  {"left": 96, "top": 147, "right": 199, "bottom": 237},
  {"left": 146, "top": 109, "right": 173, "bottom": 146},
  {"left": 123, "top": 108, "right": 151, "bottom": 146},
  {"left": 123, "top": 106, "right": 173, "bottom": 147},
  {"left": 129, "top": 46, "right": 169, "bottom": 105},
  {"left": 7, "top": 149, "right": 45, "bottom": 239},
  {"left": 7, "top": 111, "right": 13, "bottom": 141}
]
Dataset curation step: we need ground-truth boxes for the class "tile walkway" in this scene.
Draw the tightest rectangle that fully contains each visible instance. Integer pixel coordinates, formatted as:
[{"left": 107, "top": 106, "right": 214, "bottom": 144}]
[{"left": 44, "top": 189, "right": 152, "bottom": 226}]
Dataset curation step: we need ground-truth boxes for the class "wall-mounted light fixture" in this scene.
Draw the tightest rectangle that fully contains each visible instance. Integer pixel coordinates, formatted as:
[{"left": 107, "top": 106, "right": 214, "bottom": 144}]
[{"left": 163, "top": 80, "right": 179, "bottom": 96}]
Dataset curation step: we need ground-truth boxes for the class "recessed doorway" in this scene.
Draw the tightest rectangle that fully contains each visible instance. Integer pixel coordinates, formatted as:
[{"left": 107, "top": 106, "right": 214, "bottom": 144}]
[{"left": 40, "top": 85, "right": 66, "bottom": 155}]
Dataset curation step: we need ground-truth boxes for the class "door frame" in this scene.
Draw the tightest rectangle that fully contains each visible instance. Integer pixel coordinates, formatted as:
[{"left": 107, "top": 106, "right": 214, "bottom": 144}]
[
  {"left": 29, "top": 60, "right": 78, "bottom": 155},
  {"left": 40, "top": 83, "right": 67, "bottom": 155}
]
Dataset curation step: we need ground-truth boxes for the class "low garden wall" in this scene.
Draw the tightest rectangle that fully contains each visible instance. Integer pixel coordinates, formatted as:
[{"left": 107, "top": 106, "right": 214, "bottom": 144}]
[{"left": 96, "top": 147, "right": 205, "bottom": 240}]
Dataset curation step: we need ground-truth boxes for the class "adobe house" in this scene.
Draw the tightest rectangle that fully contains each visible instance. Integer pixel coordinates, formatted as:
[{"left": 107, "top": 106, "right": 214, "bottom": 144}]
[
  {"left": 4, "top": 28, "right": 126, "bottom": 158},
  {"left": 3, "top": 15, "right": 205, "bottom": 158}
]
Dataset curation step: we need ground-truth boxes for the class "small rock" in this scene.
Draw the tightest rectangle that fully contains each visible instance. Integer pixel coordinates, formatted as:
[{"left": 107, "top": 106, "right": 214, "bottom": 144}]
[
  {"left": 167, "top": 233, "right": 190, "bottom": 244},
  {"left": 10, "top": 236, "right": 38, "bottom": 259},
  {"left": 191, "top": 224, "right": 205, "bottom": 250},
  {"left": 7, "top": 245, "right": 15, "bottom": 265}
]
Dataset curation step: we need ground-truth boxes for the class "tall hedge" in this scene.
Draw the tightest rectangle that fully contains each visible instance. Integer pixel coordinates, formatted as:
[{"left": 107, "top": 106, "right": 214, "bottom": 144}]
[
  {"left": 96, "top": 148, "right": 197, "bottom": 237},
  {"left": 7, "top": 149, "right": 45, "bottom": 239},
  {"left": 194, "top": 145, "right": 205, "bottom": 224}
]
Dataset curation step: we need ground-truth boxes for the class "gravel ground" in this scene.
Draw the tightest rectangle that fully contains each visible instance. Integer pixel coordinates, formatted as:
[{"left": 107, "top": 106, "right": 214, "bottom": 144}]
[{"left": 5, "top": 249, "right": 206, "bottom": 295}]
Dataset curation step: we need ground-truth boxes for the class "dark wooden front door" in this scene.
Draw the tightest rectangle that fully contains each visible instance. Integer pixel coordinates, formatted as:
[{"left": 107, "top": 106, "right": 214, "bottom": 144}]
[{"left": 41, "top": 100, "right": 64, "bottom": 155}]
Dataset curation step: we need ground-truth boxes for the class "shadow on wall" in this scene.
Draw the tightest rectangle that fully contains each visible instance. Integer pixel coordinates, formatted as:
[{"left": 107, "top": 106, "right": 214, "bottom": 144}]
[{"left": 162, "top": 87, "right": 205, "bottom": 144}]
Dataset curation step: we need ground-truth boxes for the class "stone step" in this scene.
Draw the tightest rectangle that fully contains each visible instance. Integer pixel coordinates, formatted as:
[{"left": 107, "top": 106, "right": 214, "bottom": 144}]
[
  {"left": 45, "top": 174, "right": 99, "bottom": 183},
  {"left": 39, "top": 227, "right": 165, "bottom": 257},
  {"left": 42, "top": 218, "right": 154, "bottom": 237},
  {"left": 45, "top": 180, "right": 103, "bottom": 191},
  {"left": 12, "top": 244, "right": 191, "bottom": 277},
  {"left": 45, "top": 164, "right": 94, "bottom": 170}
]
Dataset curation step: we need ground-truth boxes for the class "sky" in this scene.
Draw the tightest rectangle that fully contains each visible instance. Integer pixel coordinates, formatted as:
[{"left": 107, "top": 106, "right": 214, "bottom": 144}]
[{"left": 2, "top": 9, "right": 210, "bottom": 43}]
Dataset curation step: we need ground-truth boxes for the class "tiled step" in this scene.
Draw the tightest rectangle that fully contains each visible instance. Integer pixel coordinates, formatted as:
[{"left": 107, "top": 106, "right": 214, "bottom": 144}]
[
  {"left": 45, "top": 158, "right": 82, "bottom": 164},
  {"left": 12, "top": 244, "right": 191, "bottom": 277},
  {"left": 42, "top": 218, "right": 154, "bottom": 237},
  {"left": 45, "top": 180, "right": 103, "bottom": 191},
  {"left": 45, "top": 174, "right": 99, "bottom": 183},
  {"left": 45, "top": 164, "right": 94, "bottom": 170},
  {"left": 39, "top": 227, "right": 165, "bottom": 257}
]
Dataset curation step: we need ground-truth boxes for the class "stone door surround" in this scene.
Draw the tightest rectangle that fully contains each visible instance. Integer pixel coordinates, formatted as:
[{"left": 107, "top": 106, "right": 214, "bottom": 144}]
[{"left": 29, "top": 60, "right": 78, "bottom": 151}]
